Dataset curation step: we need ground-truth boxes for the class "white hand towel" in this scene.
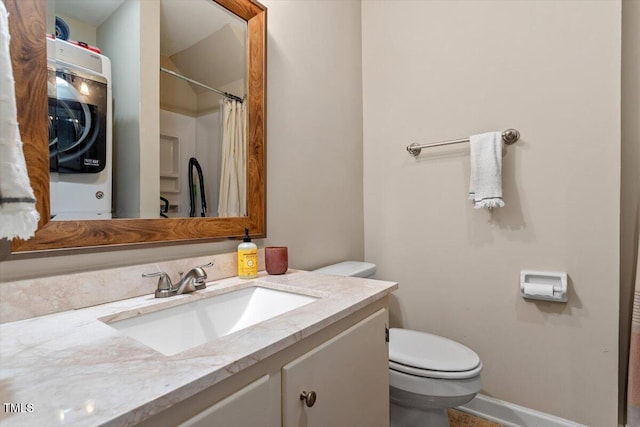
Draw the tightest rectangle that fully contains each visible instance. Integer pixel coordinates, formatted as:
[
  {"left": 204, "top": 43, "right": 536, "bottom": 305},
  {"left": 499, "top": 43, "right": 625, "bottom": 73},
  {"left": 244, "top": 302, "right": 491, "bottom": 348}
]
[
  {"left": 0, "top": 1, "right": 40, "bottom": 240},
  {"left": 468, "top": 131, "right": 505, "bottom": 209}
]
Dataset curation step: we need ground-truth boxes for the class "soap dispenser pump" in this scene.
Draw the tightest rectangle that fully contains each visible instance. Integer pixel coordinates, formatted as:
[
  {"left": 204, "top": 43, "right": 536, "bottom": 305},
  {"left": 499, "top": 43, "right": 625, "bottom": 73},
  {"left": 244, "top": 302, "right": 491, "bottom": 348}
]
[{"left": 237, "top": 228, "right": 258, "bottom": 279}]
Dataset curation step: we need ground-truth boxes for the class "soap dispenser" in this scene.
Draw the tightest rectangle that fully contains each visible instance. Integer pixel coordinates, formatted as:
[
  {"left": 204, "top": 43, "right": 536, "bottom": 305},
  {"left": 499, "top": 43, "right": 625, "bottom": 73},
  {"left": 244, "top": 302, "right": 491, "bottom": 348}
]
[{"left": 237, "top": 228, "right": 258, "bottom": 279}]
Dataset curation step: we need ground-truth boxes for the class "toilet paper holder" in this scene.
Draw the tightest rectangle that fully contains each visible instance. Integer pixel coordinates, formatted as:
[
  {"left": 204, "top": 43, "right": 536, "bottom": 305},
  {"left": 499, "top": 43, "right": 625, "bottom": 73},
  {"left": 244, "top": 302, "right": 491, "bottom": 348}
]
[{"left": 520, "top": 270, "right": 568, "bottom": 302}]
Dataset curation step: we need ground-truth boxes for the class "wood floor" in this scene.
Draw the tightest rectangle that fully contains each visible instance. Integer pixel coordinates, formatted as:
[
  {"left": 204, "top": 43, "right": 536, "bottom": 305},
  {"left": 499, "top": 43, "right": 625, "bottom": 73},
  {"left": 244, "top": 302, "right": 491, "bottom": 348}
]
[{"left": 448, "top": 409, "right": 504, "bottom": 427}]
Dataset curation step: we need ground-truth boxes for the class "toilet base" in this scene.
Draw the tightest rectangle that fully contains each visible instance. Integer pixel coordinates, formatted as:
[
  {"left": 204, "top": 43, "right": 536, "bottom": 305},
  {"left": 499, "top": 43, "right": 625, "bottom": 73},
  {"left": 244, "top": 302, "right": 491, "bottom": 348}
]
[
  {"left": 389, "top": 383, "right": 478, "bottom": 427},
  {"left": 390, "top": 401, "right": 449, "bottom": 427}
]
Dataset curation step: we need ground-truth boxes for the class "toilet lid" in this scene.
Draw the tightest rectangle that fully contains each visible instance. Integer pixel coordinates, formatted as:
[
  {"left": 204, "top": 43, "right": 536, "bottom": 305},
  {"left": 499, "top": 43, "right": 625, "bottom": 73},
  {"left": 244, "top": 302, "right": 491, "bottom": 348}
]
[{"left": 389, "top": 328, "right": 481, "bottom": 373}]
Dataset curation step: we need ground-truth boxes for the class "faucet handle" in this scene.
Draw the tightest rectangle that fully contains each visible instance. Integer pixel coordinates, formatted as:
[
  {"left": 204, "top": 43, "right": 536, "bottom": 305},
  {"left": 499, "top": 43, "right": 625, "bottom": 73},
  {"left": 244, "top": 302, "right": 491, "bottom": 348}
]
[
  {"left": 178, "top": 261, "right": 215, "bottom": 277},
  {"left": 196, "top": 261, "right": 215, "bottom": 270},
  {"left": 194, "top": 261, "right": 214, "bottom": 290},
  {"left": 142, "top": 271, "right": 177, "bottom": 298},
  {"left": 177, "top": 261, "right": 215, "bottom": 291}
]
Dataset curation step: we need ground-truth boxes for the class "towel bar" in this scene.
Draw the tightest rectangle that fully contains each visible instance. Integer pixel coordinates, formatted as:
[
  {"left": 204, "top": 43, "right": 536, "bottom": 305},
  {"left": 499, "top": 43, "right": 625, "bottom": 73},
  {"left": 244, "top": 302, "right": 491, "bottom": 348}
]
[{"left": 406, "top": 128, "right": 520, "bottom": 157}]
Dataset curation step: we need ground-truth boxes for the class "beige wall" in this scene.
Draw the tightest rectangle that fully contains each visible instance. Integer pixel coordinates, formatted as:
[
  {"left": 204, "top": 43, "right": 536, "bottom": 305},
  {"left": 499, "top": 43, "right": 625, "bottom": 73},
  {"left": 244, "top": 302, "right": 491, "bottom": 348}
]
[
  {"left": 620, "top": 0, "right": 640, "bottom": 423},
  {"left": 261, "top": 0, "right": 364, "bottom": 270},
  {"left": 0, "top": 1, "right": 363, "bottom": 279},
  {"left": 362, "top": 1, "right": 621, "bottom": 425},
  {"left": 138, "top": 0, "right": 161, "bottom": 218},
  {"left": 97, "top": 0, "right": 162, "bottom": 219},
  {"left": 56, "top": 13, "right": 97, "bottom": 46},
  {"left": 98, "top": 0, "right": 142, "bottom": 218},
  {"left": 160, "top": 55, "right": 198, "bottom": 116}
]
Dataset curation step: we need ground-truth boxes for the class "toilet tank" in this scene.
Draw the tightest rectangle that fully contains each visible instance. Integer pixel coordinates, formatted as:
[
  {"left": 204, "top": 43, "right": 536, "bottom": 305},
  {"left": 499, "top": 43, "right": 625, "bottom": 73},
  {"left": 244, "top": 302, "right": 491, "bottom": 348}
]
[{"left": 313, "top": 261, "right": 376, "bottom": 279}]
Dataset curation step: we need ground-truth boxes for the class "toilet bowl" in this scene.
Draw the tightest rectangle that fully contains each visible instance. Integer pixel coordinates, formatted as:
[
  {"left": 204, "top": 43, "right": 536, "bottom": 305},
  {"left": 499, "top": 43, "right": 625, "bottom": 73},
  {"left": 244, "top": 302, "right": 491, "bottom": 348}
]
[
  {"left": 389, "top": 328, "right": 482, "bottom": 426},
  {"left": 314, "top": 261, "right": 482, "bottom": 427}
]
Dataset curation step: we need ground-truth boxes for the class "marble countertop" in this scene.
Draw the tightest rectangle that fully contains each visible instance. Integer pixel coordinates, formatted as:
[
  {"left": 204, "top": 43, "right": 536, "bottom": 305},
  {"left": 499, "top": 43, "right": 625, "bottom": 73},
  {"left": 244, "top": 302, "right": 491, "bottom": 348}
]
[{"left": 0, "top": 270, "right": 397, "bottom": 427}]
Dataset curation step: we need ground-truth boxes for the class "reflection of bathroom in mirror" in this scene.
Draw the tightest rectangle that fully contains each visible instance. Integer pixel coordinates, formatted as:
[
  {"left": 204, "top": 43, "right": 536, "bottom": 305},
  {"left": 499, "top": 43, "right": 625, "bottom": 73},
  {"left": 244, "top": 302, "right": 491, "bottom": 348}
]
[
  {"left": 160, "top": 0, "right": 247, "bottom": 219},
  {"left": 47, "top": 0, "right": 247, "bottom": 221}
]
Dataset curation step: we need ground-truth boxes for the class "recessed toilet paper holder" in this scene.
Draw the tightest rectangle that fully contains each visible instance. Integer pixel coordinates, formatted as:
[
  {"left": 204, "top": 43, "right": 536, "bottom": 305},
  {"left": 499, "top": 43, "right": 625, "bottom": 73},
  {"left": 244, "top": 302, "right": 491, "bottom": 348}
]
[{"left": 520, "top": 270, "right": 568, "bottom": 302}]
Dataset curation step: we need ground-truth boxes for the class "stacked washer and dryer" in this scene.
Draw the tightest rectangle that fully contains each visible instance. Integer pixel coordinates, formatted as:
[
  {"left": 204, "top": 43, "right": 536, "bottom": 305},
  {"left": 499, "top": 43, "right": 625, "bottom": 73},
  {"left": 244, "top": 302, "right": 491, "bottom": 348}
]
[
  {"left": 47, "top": 37, "right": 112, "bottom": 220},
  {"left": 314, "top": 261, "right": 483, "bottom": 427}
]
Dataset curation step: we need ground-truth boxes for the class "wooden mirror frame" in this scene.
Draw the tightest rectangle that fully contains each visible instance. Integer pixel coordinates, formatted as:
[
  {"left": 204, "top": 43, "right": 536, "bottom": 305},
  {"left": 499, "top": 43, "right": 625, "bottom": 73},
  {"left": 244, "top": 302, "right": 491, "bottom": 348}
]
[{"left": 7, "top": 0, "right": 266, "bottom": 253}]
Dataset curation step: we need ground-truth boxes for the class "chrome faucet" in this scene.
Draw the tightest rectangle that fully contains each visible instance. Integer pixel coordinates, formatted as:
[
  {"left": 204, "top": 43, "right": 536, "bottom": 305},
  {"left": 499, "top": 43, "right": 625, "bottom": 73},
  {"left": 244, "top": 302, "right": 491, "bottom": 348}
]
[
  {"left": 142, "top": 261, "right": 214, "bottom": 298},
  {"left": 175, "top": 265, "right": 209, "bottom": 294}
]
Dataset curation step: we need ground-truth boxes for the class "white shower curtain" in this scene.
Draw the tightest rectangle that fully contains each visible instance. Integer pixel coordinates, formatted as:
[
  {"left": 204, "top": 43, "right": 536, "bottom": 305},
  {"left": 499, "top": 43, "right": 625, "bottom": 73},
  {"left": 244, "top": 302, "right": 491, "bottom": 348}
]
[{"left": 218, "top": 98, "right": 246, "bottom": 217}]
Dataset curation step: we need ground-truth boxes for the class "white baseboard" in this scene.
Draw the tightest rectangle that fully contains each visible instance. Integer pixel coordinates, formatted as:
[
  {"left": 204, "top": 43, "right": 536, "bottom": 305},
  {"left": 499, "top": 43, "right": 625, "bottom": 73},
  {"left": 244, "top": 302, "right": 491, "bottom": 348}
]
[{"left": 457, "top": 394, "right": 586, "bottom": 427}]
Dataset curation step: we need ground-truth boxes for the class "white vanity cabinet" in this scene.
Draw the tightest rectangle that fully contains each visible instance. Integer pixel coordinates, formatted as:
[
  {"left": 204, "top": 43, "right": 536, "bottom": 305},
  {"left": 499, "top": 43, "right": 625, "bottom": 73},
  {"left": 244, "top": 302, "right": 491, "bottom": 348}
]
[
  {"left": 282, "top": 308, "right": 389, "bottom": 427},
  {"left": 178, "top": 375, "right": 277, "bottom": 427},
  {"left": 140, "top": 301, "right": 390, "bottom": 427}
]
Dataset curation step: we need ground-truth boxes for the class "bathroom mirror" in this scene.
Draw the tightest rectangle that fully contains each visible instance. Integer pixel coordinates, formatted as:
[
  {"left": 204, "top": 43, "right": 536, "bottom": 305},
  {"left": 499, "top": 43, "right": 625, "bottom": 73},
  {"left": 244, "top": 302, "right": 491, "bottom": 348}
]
[
  {"left": 47, "top": 0, "right": 248, "bottom": 220},
  {"left": 8, "top": 0, "right": 265, "bottom": 253}
]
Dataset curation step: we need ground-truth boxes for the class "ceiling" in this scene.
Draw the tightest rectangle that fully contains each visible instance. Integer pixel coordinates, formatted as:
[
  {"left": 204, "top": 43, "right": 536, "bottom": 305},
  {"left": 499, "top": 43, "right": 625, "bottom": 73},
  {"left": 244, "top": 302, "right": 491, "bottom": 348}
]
[
  {"left": 160, "top": 0, "right": 245, "bottom": 56},
  {"left": 53, "top": 0, "right": 245, "bottom": 58},
  {"left": 54, "top": 0, "right": 125, "bottom": 27}
]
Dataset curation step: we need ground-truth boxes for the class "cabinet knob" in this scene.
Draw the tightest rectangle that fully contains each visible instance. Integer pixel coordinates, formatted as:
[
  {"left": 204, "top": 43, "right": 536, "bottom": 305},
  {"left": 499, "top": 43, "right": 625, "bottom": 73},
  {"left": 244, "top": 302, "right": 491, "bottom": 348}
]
[{"left": 300, "top": 390, "right": 317, "bottom": 407}]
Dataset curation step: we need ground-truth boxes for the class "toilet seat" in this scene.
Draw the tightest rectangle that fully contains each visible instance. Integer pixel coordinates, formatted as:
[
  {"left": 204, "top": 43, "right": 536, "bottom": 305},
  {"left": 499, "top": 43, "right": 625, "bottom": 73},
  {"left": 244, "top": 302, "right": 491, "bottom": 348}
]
[
  {"left": 389, "top": 328, "right": 482, "bottom": 380},
  {"left": 389, "top": 360, "right": 482, "bottom": 380}
]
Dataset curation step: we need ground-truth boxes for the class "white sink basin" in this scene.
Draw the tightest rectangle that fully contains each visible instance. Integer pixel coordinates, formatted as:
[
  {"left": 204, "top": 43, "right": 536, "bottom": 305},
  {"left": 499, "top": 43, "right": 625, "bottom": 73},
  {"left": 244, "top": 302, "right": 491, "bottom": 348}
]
[{"left": 106, "top": 286, "right": 317, "bottom": 356}]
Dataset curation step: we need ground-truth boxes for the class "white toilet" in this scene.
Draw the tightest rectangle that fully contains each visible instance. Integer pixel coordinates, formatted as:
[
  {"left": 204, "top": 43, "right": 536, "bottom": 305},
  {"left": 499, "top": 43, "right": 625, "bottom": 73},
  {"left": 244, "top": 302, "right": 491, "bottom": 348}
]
[{"left": 314, "top": 261, "right": 482, "bottom": 427}]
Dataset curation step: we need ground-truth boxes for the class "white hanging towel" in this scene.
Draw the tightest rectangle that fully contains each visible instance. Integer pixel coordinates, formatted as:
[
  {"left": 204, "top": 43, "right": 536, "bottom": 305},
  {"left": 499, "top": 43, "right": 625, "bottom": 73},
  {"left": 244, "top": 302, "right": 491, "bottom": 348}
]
[
  {"left": 468, "top": 131, "right": 505, "bottom": 209},
  {"left": 0, "top": 1, "right": 40, "bottom": 240}
]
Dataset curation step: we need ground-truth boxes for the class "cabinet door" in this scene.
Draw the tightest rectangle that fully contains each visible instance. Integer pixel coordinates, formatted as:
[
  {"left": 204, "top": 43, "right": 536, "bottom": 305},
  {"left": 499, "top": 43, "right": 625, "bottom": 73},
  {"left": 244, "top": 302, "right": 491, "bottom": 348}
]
[
  {"left": 282, "top": 309, "right": 389, "bottom": 427},
  {"left": 179, "top": 374, "right": 278, "bottom": 427}
]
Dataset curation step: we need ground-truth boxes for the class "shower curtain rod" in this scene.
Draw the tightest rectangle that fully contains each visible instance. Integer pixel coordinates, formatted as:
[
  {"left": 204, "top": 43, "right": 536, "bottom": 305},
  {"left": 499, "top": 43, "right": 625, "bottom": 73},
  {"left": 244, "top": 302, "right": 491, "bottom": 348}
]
[{"left": 160, "top": 67, "right": 244, "bottom": 103}]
